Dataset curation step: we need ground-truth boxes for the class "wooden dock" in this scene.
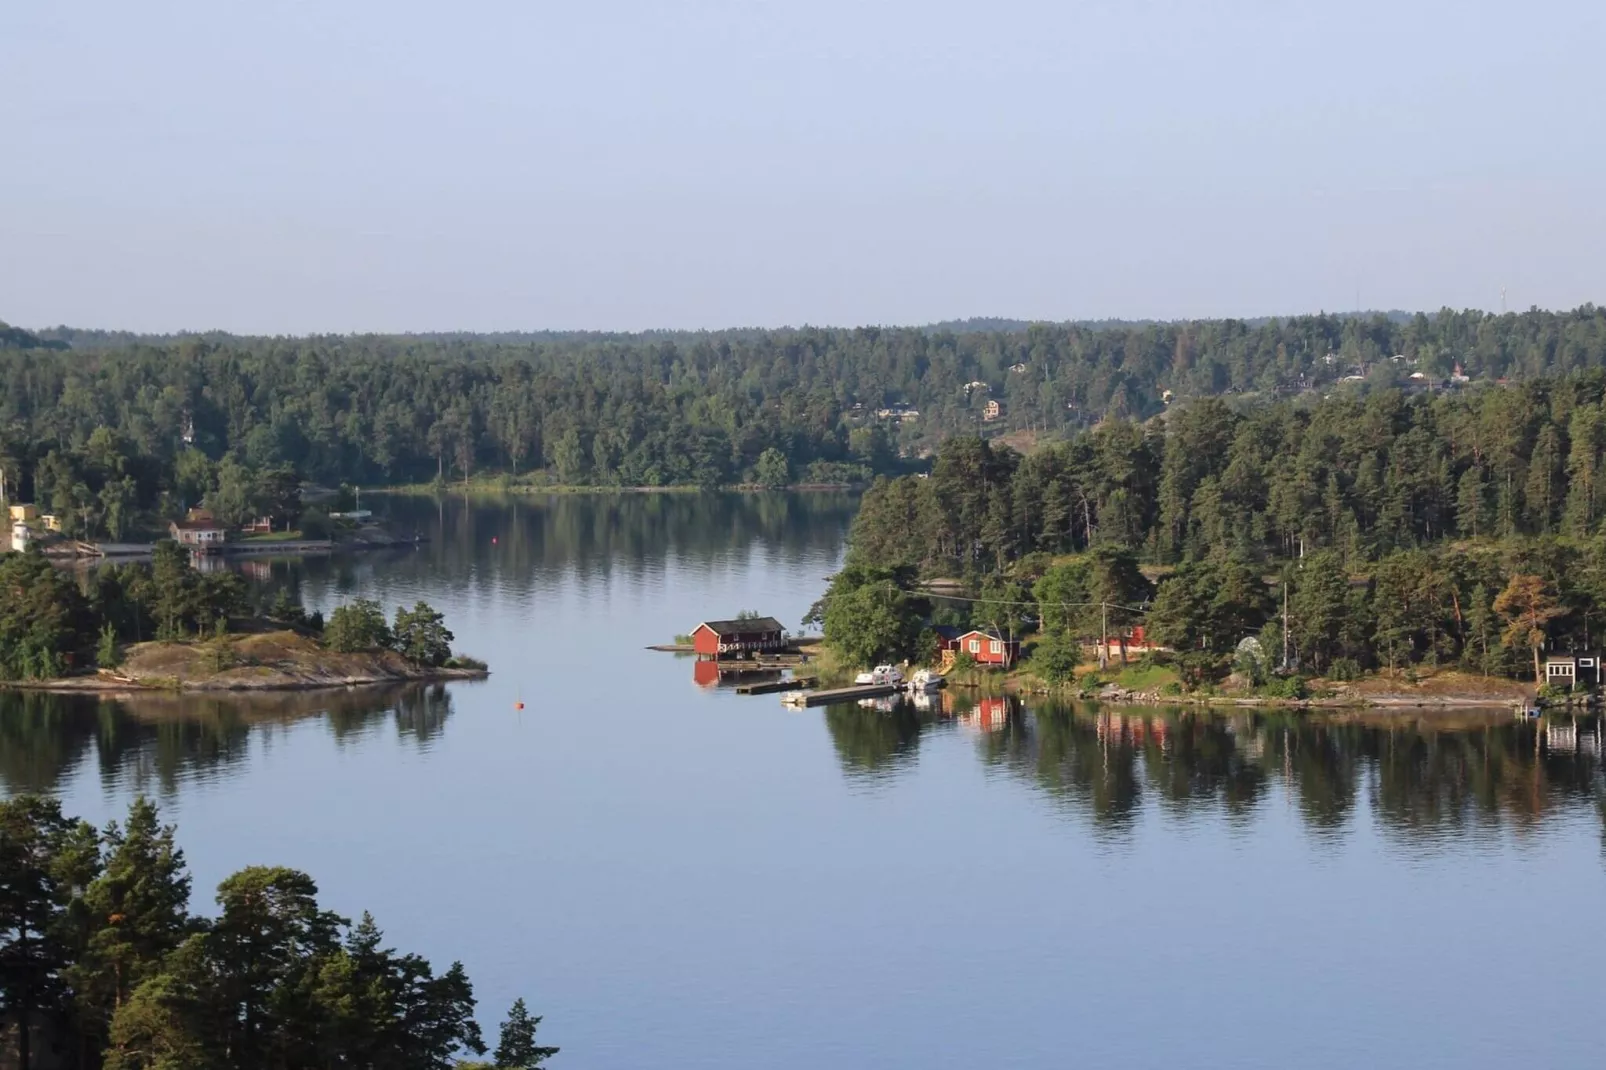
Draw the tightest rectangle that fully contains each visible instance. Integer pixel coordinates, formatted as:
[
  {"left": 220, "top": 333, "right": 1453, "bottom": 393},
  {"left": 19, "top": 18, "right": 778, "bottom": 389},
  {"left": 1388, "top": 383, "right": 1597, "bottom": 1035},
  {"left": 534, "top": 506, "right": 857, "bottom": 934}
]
[
  {"left": 736, "top": 677, "right": 817, "bottom": 695},
  {"left": 785, "top": 682, "right": 905, "bottom": 707}
]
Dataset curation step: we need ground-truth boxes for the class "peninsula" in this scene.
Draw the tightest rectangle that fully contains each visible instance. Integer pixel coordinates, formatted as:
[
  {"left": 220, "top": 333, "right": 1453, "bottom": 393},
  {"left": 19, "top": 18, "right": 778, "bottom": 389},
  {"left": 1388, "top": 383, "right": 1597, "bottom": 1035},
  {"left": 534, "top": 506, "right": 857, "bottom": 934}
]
[{"left": 0, "top": 541, "right": 486, "bottom": 692}]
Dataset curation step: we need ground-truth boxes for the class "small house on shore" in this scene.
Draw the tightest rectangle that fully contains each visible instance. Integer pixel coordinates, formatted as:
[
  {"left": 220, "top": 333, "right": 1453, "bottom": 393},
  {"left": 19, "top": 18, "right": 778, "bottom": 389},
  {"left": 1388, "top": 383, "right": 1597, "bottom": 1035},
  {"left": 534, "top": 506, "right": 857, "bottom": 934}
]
[
  {"left": 936, "top": 626, "right": 1019, "bottom": 667},
  {"left": 1545, "top": 653, "right": 1601, "bottom": 690},
  {"left": 170, "top": 516, "right": 227, "bottom": 550},
  {"left": 690, "top": 616, "right": 787, "bottom": 658}
]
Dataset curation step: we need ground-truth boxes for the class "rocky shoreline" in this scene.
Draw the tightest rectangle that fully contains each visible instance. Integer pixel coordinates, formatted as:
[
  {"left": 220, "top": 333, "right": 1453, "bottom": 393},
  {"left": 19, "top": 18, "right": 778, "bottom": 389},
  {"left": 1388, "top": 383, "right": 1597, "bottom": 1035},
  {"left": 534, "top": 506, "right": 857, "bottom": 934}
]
[{"left": 2, "top": 631, "right": 488, "bottom": 694}]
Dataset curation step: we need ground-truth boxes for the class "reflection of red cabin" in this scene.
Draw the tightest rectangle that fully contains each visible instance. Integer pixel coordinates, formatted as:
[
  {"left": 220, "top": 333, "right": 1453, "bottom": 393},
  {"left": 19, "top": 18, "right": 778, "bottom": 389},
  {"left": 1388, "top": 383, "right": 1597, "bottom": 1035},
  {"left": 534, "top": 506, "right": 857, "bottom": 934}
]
[
  {"left": 690, "top": 617, "right": 787, "bottom": 658},
  {"left": 938, "top": 628, "right": 1019, "bottom": 667},
  {"left": 963, "top": 697, "right": 1009, "bottom": 733},
  {"left": 693, "top": 660, "right": 721, "bottom": 688}
]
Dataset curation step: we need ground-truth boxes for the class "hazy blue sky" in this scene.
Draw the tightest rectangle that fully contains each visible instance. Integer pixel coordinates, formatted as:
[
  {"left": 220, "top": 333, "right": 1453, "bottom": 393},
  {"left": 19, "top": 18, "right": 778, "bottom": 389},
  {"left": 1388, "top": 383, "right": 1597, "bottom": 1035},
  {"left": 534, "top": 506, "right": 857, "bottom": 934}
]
[{"left": 3, "top": 0, "right": 1602, "bottom": 333}]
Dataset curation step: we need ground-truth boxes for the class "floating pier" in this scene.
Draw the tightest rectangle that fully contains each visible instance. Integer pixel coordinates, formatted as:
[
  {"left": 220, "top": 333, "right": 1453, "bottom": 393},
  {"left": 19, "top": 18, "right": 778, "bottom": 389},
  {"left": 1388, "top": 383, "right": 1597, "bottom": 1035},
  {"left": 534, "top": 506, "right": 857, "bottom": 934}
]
[
  {"left": 736, "top": 677, "right": 817, "bottom": 695},
  {"left": 782, "top": 682, "right": 905, "bottom": 707}
]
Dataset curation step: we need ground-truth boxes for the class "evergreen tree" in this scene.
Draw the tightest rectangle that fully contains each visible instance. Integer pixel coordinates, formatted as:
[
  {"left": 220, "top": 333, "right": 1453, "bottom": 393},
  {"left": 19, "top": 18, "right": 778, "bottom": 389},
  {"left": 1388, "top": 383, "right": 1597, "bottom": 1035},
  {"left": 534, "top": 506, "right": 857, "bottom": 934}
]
[
  {"left": 393, "top": 602, "right": 455, "bottom": 667},
  {"left": 0, "top": 797, "right": 100, "bottom": 1070},
  {"left": 72, "top": 798, "right": 194, "bottom": 1051},
  {"left": 1493, "top": 573, "right": 1565, "bottom": 684},
  {"left": 494, "top": 997, "right": 559, "bottom": 1068}
]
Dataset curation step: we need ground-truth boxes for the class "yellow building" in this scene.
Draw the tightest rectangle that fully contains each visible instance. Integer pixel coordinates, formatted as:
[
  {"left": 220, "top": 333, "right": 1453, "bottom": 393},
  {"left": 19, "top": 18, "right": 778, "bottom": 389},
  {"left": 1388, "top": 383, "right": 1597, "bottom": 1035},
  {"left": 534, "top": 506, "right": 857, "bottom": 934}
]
[
  {"left": 41, "top": 514, "right": 61, "bottom": 532},
  {"left": 8, "top": 504, "right": 38, "bottom": 522}
]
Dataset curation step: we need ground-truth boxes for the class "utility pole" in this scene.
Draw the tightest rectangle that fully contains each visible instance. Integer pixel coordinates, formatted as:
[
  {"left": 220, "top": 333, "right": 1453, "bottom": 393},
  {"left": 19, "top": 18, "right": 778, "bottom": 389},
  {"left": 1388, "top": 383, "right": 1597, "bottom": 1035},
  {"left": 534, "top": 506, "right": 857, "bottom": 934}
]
[
  {"left": 1099, "top": 601, "right": 1109, "bottom": 671},
  {"left": 1282, "top": 575, "right": 1291, "bottom": 671}
]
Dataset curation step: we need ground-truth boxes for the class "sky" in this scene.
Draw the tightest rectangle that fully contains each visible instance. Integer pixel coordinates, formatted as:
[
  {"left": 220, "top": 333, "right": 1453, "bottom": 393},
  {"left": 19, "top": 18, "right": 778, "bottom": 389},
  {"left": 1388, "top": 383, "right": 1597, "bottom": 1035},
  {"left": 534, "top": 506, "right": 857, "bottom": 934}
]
[{"left": 3, "top": 0, "right": 1603, "bottom": 334}]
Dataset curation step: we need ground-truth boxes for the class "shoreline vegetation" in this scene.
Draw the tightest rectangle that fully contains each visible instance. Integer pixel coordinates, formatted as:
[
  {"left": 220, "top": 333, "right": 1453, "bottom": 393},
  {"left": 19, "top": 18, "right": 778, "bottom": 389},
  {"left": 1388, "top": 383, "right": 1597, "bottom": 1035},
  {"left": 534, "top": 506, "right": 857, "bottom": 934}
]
[
  {"left": 5, "top": 306, "right": 1606, "bottom": 556},
  {"left": 809, "top": 377, "right": 1606, "bottom": 713},
  {"left": 11, "top": 630, "right": 489, "bottom": 693},
  {"left": 0, "top": 795, "right": 556, "bottom": 1069},
  {"left": 0, "top": 541, "right": 486, "bottom": 692}
]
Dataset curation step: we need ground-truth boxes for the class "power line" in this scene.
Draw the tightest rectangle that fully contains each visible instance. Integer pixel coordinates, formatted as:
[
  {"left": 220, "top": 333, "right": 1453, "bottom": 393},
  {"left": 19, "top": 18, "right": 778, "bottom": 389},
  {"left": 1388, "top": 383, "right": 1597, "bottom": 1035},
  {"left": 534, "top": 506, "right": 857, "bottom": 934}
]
[{"left": 903, "top": 585, "right": 1151, "bottom": 615}]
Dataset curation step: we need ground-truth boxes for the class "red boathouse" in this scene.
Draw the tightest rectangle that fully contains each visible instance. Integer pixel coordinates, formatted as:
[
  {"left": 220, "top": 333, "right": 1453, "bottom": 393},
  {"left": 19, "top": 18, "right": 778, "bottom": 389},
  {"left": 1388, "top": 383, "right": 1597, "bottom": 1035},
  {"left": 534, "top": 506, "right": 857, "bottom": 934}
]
[{"left": 690, "top": 617, "right": 788, "bottom": 658}]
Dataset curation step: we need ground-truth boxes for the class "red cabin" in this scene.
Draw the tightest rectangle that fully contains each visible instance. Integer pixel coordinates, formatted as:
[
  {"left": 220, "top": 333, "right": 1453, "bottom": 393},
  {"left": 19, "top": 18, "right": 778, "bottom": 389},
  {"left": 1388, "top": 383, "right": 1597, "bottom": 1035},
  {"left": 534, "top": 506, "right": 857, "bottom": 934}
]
[
  {"left": 690, "top": 617, "right": 787, "bottom": 658},
  {"left": 936, "top": 627, "right": 1019, "bottom": 667}
]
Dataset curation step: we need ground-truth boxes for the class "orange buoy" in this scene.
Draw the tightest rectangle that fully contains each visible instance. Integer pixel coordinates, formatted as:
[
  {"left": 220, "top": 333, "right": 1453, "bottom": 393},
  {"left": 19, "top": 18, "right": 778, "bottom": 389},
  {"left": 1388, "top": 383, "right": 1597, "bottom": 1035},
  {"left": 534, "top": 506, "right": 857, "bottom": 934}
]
[{"left": 514, "top": 701, "right": 525, "bottom": 710}]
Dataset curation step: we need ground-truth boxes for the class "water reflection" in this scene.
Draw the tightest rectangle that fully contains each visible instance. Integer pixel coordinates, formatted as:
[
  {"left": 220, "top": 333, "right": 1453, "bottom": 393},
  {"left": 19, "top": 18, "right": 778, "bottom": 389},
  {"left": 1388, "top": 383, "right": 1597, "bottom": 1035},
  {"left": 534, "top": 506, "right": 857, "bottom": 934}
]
[
  {"left": 288, "top": 491, "right": 859, "bottom": 597},
  {"left": 0, "top": 684, "right": 461, "bottom": 798},
  {"left": 817, "top": 692, "right": 1606, "bottom": 845}
]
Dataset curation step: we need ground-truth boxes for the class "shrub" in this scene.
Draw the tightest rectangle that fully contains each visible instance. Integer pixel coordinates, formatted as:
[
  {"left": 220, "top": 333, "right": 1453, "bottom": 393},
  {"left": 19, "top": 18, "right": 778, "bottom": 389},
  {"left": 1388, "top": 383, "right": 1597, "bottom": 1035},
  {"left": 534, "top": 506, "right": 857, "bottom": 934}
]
[
  {"left": 1261, "top": 674, "right": 1309, "bottom": 700},
  {"left": 325, "top": 599, "right": 392, "bottom": 653},
  {"left": 97, "top": 623, "right": 121, "bottom": 669},
  {"left": 1032, "top": 630, "right": 1081, "bottom": 686},
  {"left": 301, "top": 509, "right": 334, "bottom": 540},
  {"left": 1328, "top": 657, "right": 1362, "bottom": 682}
]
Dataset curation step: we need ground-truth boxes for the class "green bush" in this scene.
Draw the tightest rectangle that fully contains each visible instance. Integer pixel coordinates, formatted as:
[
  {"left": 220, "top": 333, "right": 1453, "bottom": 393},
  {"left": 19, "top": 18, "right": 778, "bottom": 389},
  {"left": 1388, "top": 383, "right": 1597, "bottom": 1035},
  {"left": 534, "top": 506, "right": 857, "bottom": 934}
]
[
  {"left": 1261, "top": 674, "right": 1309, "bottom": 700},
  {"left": 1328, "top": 657, "right": 1362, "bottom": 681},
  {"left": 96, "top": 623, "right": 121, "bottom": 669},
  {"left": 1032, "top": 630, "right": 1081, "bottom": 686},
  {"left": 325, "top": 599, "right": 392, "bottom": 652}
]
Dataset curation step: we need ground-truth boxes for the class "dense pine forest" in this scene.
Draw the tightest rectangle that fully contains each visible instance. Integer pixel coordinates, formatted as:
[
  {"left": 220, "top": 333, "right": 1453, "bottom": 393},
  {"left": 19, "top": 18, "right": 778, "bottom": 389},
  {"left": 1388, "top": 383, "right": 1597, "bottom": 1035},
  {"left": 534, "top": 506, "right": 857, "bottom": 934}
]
[
  {"left": 1, "top": 307, "right": 1605, "bottom": 534},
  {"left": 839, "top": 375, "right": 1606, "bottom": 685},
  {"left": 0, "top": 796, "right": 556, "bottom": 1069}
]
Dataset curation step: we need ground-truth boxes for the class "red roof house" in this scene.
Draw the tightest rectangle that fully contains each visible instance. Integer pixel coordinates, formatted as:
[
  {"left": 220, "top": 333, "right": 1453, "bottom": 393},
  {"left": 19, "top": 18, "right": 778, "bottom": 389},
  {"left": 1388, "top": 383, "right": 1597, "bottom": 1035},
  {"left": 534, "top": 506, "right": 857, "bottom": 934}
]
[
  {"left": 690, "top": 617, "right": 787, "bottom": 658},
  {"left": 937, "top": 628, "right": 1019, "bottom": 667}
]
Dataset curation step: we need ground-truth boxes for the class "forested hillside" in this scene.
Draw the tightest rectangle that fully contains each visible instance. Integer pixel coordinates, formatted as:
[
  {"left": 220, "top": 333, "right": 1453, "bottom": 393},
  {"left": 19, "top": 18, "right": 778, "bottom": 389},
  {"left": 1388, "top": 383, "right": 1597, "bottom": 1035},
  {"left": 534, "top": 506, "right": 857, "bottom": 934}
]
[
  {"left": 1, "top": 306, "right": 1604, "bottom": 526},
  {"left": 842, "top": 376, "right": 1606, "bottom": 682}
]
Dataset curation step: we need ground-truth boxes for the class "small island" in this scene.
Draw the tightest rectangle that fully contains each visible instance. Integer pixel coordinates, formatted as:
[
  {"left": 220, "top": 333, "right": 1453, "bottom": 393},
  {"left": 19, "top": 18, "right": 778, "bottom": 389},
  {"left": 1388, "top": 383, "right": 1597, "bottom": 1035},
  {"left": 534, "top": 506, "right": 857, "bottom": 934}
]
[{"left": 0, "top": 541, "right": 486, "bottom": 692}]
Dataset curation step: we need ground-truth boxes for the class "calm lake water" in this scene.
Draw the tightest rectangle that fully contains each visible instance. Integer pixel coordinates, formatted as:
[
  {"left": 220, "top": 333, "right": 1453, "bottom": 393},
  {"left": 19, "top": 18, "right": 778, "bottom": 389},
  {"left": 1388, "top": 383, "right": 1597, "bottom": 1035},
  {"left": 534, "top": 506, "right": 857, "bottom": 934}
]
[{"left": 4, "top": 492, "right": 1605, "bottom": 1069}]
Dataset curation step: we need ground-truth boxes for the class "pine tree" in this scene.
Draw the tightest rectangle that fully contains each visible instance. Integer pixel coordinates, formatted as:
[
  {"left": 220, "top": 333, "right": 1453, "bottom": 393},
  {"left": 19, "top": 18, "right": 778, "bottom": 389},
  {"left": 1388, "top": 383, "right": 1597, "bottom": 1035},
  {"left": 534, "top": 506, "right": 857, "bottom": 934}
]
[
  {"left": 73, "top": 798, "right": 193, "bottom": 1049},
  {"left": 0, "top": 797, "right": 100, "bottom": 1070},
  {"left": 1456, "top": 465, "right": 1490, "bottom": 537},
  {"left": 494, "top": 998, "right": 559, "bottom": 1068},
  {"left": 1493, "top": 573, "right": 1565, "bottom": 684}
]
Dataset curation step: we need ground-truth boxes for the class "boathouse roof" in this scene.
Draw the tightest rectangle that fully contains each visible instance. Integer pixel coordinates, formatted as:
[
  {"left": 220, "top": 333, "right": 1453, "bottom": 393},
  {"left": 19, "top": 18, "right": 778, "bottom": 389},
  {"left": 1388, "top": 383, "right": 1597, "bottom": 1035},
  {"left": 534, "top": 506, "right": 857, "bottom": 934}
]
[{"left": 697, "top": 617, "right": 785, "bottom": 636}]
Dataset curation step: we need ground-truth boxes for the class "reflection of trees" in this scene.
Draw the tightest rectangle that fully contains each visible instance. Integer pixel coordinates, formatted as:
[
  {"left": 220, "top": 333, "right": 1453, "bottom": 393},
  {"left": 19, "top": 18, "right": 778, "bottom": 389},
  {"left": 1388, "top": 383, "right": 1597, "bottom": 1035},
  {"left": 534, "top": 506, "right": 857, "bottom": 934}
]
[
  {"left": 393, "top": 684, "right": 453, "bottom": 744},
  {"left": 823, "top": 701, "right": 926, "bottom": 782},
  {"left": 0, "top": 691, "right": 101, "bottom": 795},
  {"left": 1259, "top": 720, "right": 1360, "bottom": 832},
  {"left": 0, "top": 684, "right": 461, "bottom": 797},
  {"left": 996, "top": 701, "right": 1144, "bottom": 834},
  {"left": 987, "top": 706, "right": 1605, "bottom": 847},
  {"left": 285, "top": 491, "right": 859, "bottom": 603},
  {"left": 1145, "top": 714, "right": 1267, "bottom": 821}
]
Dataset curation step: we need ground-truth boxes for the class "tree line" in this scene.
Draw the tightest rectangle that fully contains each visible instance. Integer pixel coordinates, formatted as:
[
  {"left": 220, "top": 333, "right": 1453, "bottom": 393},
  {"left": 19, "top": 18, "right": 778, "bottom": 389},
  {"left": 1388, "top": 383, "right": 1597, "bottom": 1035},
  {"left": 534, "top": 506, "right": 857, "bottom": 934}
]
[
  {"left": 3, "top": 306, "right": 1606, "bottom": 530},
  {"left": 834, "top": 377, "right": 1606, "bottom": 683},
  {"left": 0, "top": 542, "right": 464, "bottom": 681},
  {"left": 0, "top": 795, "right": 555, "bottom": 1069}
]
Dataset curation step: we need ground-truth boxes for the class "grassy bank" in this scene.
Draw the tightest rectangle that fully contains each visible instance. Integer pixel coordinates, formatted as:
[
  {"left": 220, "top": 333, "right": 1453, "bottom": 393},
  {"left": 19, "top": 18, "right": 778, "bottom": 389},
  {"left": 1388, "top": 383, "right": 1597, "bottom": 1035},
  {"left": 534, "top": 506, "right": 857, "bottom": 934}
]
[{"left": 945, "top": 655, "right": 1535, "bottom": 710}]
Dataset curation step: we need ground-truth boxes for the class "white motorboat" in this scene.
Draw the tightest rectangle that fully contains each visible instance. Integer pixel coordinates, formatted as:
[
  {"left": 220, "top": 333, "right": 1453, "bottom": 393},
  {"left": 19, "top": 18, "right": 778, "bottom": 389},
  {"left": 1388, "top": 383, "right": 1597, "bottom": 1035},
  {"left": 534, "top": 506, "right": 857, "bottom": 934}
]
[
  {"left": 853, "top": 664, "right": 905, "bottom": 686},
  {"left": 909, "top": 668, "right": 945, "bottom": 692}
]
